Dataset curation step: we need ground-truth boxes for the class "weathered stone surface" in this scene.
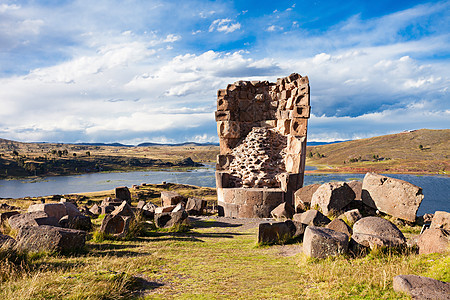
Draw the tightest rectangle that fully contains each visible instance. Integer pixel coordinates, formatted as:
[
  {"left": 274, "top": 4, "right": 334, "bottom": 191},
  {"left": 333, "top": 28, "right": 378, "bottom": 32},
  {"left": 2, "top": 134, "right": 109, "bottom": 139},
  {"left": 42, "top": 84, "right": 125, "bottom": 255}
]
[
  {"left": 0, "top": 211, "right": 19, "bottom": 223},
  {"left": 111, "top": 201, "right": 135, "bottom": 217},
  {"left": 361, "top": 173, "right": 424, "bottom": 222},
  {"left": 59, "top": 215, "right": 92, "bottom": 231},
  {"left": 271, "top": 202, "right": 295, "bottom": 220},
  {"left": 155, "top": 205, "right": 176, "bottom": 214},
  {"left": 257, "top": 221, "right": 298, "bottom": 244},
  {"left": 417, "top": 228, "right": 450, "bottom": 254},
  {"left": 0, "top": 234, "right": 16, "bottom": 248},
  {"left": 8, "top": 212, "right": 59, "bottom": 230},
  {"left": 303, "top": 226, "right": 349, "bottom": 258},
  {"left": 215, "top": 74, "right": 311, "bottom": 218},
  {"left": 161, "top": 191, "right": 186, "bottom": 207},
  {"left": 294, "top": 184, "right": 320, "bottom": 212},
  {"left": 341, "top": 209, "right": 362, "bottom": 225},
  {"left": 100, "top": 205, "right": 116, "bottom": 215},
  {"left": 137, "top": 200, "right": 146, "bottom": 209},
  {"left": 293, "top": 209, "right": 331, "bottom": 226},
  {"left": 310, "top": 182, "right": 355, "bottom": 216},
  {"left": 154, "top": 210, "right": 188, "bottom": 228},
  {"left": 28, "top": 203, "right": 67, "bottom": 221},
  {"left": 101, "top": 197, "right": 123, "bottom": 207},
  {"left": 326, "top": 218, "right": 353, "bottom": 237},
  {"left": 115, "top": 186, "right": 131, "bottom": 202},
  {"left": 186, "top": 198, "right": 207, "bottom": 216},
  {"left": 89, "top": 204, "right": 101, "bottom": 215},
  {"left": 16, "top": 225, "right": 86, "bottom": 253},
  {"left": 347, "top": 180, "right": 362, "bottom": 200},
  {"left": 393, "top": 275, "right": 450, "bottom": 300},
  {"left": 352, "top": 217, "right": 406, "bottom": 249},
  {"left": 61, "top": 201, "right": 81, "bottom": 217},
  {"left": 100, "top": 215, "right": 133, "bottom": 238},
  {"left": 430, "top": 211, "right": 450, "bottom": 230},
  {"left": 172, "top": 202, "right": 185, "bottom": 213}
]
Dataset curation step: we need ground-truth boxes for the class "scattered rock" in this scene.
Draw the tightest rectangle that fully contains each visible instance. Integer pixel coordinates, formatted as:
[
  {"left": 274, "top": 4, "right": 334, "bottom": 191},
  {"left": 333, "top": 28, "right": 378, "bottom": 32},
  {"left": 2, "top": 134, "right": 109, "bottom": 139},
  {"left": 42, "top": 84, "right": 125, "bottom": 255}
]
[
  {"left": 115, "top": 186, "right": 131, "bottom": 202},
  {"left": 303, "top": 226, "right": 349, "bottom": 258},
  {"left": 352, "top": 216, "right": 406, "bottom": 249},
  {"left": 142, "top": 202, "right": 157, "bottom": 218},
  {"left": 154, "top": 210, "right": 188, "bottom": 228},
  {"left": 0, "top": 211, "right": 20, "bottom": 223},
  {"left": 60, "top": 201, "right": 81, "bottom": 217},
  {"left": 326, "top": 218, "right": 353, "bottom": 237},
  {"left": 172, "top": 202, "right": 185, "bottom": 213},
  {"left": 137, "top": 200, "right": 146, "bottom": 209},
  {"left": 347, "top": 180, "right": 362, "bottom": 200},
  {"left": 310, "top": 182, "right": 355, "bottom": 216},
  {"left": 293, "top": 209, "right": 331, "bottom": 226},
  {"left": 0, "top": 203, "right": 18, "bottom": 210},
  {"left": 16, "top": 225, "right": 86, "bottom": 253},
  {"left": 8, "top": 212, "right": 59, "bottom": 230},
  {"left": 89, "top": 204, "right": 101, "bottom": 215},
  {"left": 0, "top": 234, "right": 16, "bottom": 248},
  {"left": 417, "top": 228, "right": 450, "bottom": 254},
  {"left": 341, "top": 209, "right": 362, "bottom": 225},
  {"left": 393, "top": 275, "right": 450, "bottom": 300},
  {"left": 430, "top": 211, "right": 450, "bottom": 230},
  {"left": 111, "top": 201, "right": 135, "bottom": 217},
  {"left": 155, "top": 205, "right": 176, "bottom": 214},
  {"left": 186, "top": 197, "right": 207, "bottom": 216},
  {"left": 28, "top": 203, "right": 67, "bottom": 221},
  {"left": 361, "top": 173, "right": 424, "bottom": 222},
  {"left": 271, "top": 202, "right": 295, "bottom": 220},
  {"left": 294, "top": 184, "right": 320, "bottom": 212},
  {"left": 161, "top": 191, "right": 186, "bottom": 207},
  {"left": 59, "top": 215, "right": 92, "bottom": 231},
  {"left": 100, "top": 215, "right": 133, "bottom": 238},
  {"left": 257, "top": 220, "right": 299, "bottom": 244}
]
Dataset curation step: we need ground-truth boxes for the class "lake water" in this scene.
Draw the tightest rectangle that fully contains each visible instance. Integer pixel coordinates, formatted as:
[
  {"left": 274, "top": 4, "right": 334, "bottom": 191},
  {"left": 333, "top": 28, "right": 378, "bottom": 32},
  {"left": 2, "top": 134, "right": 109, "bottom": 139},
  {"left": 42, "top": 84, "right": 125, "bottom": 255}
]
[{"left": 0, "top": 165, "right": 448, "bottom": 215}]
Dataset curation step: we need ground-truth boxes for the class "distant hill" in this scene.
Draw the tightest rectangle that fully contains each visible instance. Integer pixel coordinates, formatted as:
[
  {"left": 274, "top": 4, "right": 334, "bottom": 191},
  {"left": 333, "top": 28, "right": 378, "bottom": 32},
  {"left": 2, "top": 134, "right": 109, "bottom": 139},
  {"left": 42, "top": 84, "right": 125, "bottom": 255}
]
[
  {"left": 306, "top": 129, "right": 450, "bottom": 174},
  {"left": 307, "top": 141, "right": 348, "bottom": 146},
  {"left": 137, "top": 142, "right": 219, "bottom": 147}
]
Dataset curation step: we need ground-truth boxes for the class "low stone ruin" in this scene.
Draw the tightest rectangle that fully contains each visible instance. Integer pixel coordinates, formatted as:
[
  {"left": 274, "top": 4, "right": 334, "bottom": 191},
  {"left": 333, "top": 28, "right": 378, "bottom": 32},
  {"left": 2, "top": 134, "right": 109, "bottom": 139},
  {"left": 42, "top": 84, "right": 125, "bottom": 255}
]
[{"left": 215, "top": 73, "right": 311, "bottom": 218}]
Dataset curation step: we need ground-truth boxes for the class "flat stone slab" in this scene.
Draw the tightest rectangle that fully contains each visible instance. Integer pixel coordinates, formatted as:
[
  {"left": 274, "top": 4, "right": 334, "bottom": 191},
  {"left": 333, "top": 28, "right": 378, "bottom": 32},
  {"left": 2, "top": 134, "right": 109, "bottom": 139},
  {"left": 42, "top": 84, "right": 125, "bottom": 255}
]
[{"left": 393, "top": 275, "right": 450, "bottom": 300}]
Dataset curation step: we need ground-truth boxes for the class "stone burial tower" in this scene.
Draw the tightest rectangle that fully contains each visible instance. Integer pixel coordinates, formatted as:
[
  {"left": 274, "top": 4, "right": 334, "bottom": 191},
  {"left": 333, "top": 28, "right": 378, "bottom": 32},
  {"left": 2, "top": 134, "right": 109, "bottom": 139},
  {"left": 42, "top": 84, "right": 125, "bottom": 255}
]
[{"left": 215, "top": 73, "right": 311, "bottom": 218}]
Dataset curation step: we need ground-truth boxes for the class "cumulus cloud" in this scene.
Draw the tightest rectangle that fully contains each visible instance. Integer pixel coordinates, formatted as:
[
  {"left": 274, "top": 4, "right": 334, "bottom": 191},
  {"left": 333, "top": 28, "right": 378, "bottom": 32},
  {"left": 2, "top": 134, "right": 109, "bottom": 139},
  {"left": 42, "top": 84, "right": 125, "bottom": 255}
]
[{"left": 209, "top": 18, "right": 241, "bottom": 33}]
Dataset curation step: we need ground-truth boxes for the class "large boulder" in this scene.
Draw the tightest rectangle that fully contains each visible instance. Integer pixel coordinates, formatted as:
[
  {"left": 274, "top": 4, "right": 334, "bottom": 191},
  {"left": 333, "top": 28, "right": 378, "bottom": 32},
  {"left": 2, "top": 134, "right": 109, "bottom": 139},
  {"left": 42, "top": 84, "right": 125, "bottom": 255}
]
[
  {"left": 352, "top": 216, "right": 406, "bottom": 249},
  {"left": 430, "top": 211, "right": 450, "bottom": 230},
  {"left": 186, "top": 198, "right": 207, "bottom": 216},
  {"left": 100, "top": 215, "right": 133, "bottom": 238},
  {"left": 0, "top": 234, "right": 16, "bottom": 248},
  {"left": 340, "top": 209, "right": 362, "bottom": 225},
  {"left": 8, "top": 212, "right": 59, "bottom": 230},
  {"left": 16, "top": 225, "right": 86, "bottom": 253},
  {"left": 154, "top": 210, "right": 188, "bottom": 228},
  {"left": 294, "top": 184, "right": 321, "bottom": 212},
  {"left": 361, "top": 173, "right": 424, "bottom": 222},
  {"left": 326, "top": 218, "right": 353, "bottom": 237},
  {"left": 111, "top": 201, "right": 135, "bottom": 217},
  {"left": 293, "top": 209, "right": 331, "bottom": 226},
  {"left": 161, "top": 191, "right": 187, "bottom": 207},
  {"left": 142, "top": 202, "right": 157, "bottom": 218},
  {"left": 28, "top": 203, "right": 67, "bottom": 221},
  {"left": 417, "top": 228, "right": 450, "bottom": 254},
  {"left": 271, "top": 202, "right": 295, "bottom": 221},
  {"left": 60, "top": 201, "right": 82, "bottom": 217},
  {"left": 89, "top": 204, "right": 101, "bottom": 215},
  {"left": 393, "top": 275, "right": 450, "bottom": 300},
  {"left": 310, "top": 182, "right": 355, "bottom": 216},
  {"left": 59, "top": 215, "right": 92, "bottom": 231},
  {"left": 115, "top": 186, "right": 131, "bottom": 202},
  {"left": 347, "top": 180, "right": 362, "bottom": 200},
  {"left": 303, "top": 226, "right": 349, "bottom": 258},
  {"left": 257, "top": 220, "right": 302, "bottom": 244},
  {"left": 0, "top": 211, "right": 19, "bottom": 223}
]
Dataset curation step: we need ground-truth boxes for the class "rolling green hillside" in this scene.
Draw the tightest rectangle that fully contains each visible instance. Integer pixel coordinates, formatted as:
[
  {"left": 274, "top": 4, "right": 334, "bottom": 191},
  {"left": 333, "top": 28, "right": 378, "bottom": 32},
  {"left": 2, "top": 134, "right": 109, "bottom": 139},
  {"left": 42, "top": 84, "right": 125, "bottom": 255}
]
[{"left": 306, "top": 129, "right": 449, "bottom": 174}]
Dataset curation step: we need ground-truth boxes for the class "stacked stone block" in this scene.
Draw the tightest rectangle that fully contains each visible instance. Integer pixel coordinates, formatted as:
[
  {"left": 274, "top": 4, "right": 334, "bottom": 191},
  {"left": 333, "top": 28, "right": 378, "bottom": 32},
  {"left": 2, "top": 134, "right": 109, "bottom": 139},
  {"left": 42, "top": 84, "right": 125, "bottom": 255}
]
[{"left": 215, "top": 73, "right": 311, "bottom": 218}]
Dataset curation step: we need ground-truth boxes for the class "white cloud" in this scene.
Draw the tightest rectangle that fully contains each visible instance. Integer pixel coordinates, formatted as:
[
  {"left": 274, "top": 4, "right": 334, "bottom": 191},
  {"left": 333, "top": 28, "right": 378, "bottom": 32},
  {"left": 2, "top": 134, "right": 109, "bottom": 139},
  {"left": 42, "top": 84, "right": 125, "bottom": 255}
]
[
  {"left": 209, "top": 18, "right": 241, "bottom": 33},
  {"left": 266, "top": 25, "right": 283, "bottom": 32}
]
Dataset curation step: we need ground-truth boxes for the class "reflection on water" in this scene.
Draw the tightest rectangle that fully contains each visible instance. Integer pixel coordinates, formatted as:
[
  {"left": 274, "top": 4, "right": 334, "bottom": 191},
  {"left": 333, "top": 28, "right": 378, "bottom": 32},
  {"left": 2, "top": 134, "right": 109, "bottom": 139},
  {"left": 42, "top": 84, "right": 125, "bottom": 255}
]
[{"left": 0, "top": 165, "right": 448, "bottom": 215}]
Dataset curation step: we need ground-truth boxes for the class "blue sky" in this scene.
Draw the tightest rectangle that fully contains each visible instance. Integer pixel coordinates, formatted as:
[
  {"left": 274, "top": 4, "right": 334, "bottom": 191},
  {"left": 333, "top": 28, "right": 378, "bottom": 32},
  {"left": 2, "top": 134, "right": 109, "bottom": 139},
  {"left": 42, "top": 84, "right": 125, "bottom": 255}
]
[{"left": 0, "top": 0, "right": 449, "bottom": 144}]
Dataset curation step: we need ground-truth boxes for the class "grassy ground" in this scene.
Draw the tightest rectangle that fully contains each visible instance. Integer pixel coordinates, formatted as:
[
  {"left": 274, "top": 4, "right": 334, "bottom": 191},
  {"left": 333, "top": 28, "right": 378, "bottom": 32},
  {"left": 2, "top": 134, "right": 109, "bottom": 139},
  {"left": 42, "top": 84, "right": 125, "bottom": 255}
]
[{"left": 1, "top": 216, "right": 448, "bottom": 299}]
